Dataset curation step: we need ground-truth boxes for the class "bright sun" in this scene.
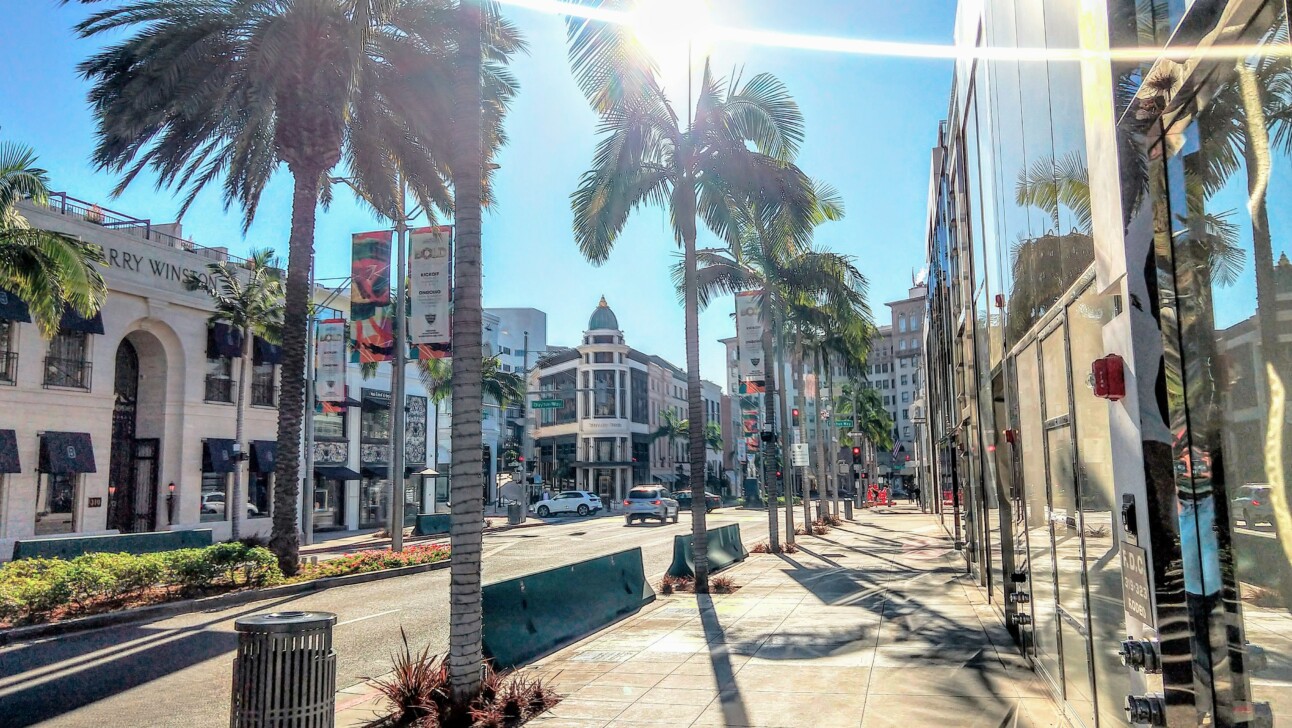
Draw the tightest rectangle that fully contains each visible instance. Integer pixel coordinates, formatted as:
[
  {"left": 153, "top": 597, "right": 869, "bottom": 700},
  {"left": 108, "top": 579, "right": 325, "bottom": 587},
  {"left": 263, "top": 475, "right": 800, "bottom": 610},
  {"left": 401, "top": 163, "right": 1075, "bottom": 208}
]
[{"left": 630, "top": 0, "right": 713, "bottom": 101}]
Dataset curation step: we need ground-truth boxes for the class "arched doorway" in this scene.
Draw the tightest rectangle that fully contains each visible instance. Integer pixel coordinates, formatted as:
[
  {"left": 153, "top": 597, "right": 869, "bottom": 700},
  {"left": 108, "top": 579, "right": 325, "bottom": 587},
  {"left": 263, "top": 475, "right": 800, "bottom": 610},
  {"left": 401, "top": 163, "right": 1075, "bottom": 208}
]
[{"left": 107, "top": 339, "right": 160, "bottom": 532}]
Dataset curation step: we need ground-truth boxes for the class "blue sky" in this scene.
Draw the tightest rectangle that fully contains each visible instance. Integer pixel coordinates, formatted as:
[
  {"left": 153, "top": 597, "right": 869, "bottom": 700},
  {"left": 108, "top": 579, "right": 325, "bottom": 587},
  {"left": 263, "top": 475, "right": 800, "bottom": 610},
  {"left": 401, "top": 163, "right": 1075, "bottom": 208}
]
[{"left": 0, "top": 0, "right": 956, "bottom": 387}]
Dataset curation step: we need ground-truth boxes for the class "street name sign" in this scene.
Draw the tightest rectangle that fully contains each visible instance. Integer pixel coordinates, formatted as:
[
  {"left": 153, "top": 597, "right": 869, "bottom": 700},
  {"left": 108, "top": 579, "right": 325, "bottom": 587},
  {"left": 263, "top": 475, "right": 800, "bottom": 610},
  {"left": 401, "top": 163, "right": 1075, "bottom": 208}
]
[
  {"left": 531, "top": 399, "right": 564, "bottom": 409},
  {"left": 835, "top": 419, "right": 852, "bottom": 427}
]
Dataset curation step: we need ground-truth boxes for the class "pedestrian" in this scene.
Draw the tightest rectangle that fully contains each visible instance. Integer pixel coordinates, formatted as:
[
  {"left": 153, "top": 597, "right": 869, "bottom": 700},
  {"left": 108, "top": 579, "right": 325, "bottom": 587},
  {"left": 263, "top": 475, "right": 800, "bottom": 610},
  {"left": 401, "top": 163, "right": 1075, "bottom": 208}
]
[{"left": 908, "top": 486, "right": 916, "bottom": 504}]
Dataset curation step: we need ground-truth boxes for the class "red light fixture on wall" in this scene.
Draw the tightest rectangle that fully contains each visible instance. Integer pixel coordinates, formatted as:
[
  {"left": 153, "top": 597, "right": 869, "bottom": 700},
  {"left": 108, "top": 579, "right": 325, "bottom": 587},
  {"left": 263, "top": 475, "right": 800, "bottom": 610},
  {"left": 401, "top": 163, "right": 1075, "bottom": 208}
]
[{"left": 1092, "top": 354, "right": 1126, "bottom": 401}]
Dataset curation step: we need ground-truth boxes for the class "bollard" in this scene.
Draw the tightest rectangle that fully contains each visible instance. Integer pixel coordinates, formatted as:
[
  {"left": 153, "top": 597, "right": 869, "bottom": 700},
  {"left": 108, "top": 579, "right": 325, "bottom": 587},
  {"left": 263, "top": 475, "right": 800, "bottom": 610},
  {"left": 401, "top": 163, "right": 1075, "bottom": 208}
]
[
  {"left": 231, "top": 611, "right": 337, "bottom": 728},
  {"left": 507, "top": 502, "right": 524, "bottom": 525},
  {"left": 845, "top": 500, "right": 854, "bottom": 520}
]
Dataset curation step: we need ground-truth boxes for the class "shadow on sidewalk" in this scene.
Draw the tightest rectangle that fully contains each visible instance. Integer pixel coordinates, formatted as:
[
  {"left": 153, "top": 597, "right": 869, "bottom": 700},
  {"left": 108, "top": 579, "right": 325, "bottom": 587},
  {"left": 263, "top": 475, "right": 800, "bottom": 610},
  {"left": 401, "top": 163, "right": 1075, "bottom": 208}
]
[{"left": 696, "top": 593, "right": 750, "bottom": 725}]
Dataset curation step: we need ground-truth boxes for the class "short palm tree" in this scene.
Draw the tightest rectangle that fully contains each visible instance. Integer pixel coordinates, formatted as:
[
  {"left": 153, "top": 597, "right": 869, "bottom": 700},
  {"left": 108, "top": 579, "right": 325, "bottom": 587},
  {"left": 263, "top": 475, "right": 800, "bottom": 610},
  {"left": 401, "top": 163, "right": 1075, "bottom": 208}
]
[
  {"left": 418, "top": 355, "right": 525, "bottom": 407},
  {"left": 0, "top": 142, "right": 106, "bottom": 338},
  {"left": 836, "top": 382, "right": 893, "bottom": 490},
  {"left": 72, "top": 0, "right": 522, "bottom": 579},
  {"left": 567, "top": 5, "right": 816, "bottom": 588},
  {"left": 649, "top": 409, "right": 688, "bottom": 475},
  {"left": 185, "top": 249, "right": 284, "bottom": 540}
]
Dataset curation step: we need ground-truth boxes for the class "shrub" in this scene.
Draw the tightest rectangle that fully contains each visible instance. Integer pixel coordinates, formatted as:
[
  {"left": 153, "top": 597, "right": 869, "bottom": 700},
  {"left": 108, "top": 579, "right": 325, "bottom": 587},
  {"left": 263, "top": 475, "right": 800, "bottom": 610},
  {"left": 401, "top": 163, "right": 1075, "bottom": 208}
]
[
  {"left": 711, "top": 576, "right": 736, "bottom": 594},
  {"left": 298, "top": 543, "right": 450, "bottom": 581},
  {"left": 825, "top": 514, "right": 843, "bottom": 527},
  {"left": 371, "top": 629, "right": 448, "bottom": 725},
  {"left": 811, "top": 519, "right": 831, "bottom": 535},
  {"left": 160, "top": 548, "right": 222, "bottom": 591}
]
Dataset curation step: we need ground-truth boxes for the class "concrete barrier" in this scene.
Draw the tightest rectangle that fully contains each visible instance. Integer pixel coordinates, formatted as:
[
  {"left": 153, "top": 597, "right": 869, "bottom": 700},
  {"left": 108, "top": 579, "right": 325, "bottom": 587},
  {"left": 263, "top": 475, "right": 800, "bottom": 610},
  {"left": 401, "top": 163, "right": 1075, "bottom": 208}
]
[
  {"left": 12, "top": 529, "right": 214, "bottom": 560},
  {"left": 482, "top": 547, "right": 654, "bottom": 669},
  {"left": 666, "top": 524, "right": 748, "bottom": 578},
  {"left": 412, "top": 514, "right": 451, "bottom": 536}
]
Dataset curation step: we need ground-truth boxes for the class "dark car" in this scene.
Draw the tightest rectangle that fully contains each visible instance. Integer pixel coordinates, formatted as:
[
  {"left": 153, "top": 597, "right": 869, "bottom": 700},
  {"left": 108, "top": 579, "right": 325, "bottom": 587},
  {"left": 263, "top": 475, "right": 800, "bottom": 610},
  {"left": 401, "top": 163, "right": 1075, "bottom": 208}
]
[{"left": 673, "top": 489, "right": 722, "bottom": 512}]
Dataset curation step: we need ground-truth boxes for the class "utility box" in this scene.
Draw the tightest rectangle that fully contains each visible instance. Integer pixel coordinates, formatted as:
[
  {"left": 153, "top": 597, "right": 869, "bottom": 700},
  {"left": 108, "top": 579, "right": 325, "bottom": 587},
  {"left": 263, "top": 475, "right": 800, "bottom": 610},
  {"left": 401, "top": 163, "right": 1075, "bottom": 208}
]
[{"left": 231, "top": 611, "right": 337, "bottom": 728}]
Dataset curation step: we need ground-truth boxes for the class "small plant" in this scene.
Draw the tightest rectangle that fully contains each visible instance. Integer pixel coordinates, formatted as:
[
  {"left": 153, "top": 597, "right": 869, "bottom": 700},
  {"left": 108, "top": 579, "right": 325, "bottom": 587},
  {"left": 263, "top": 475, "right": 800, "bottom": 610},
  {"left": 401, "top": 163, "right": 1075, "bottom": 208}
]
[
  {"left": 710, "top": 576, "right": 736, "bottom": 594},
  {"left": 371, "top": 628, "right": 448, "bottom": 725},
  {"left": 1084, "top": 525, "right": 1110, "bottom": 539},
  {"left": 749, "top": 540, "right": 797, "bottom": 555},
  {"left": 825, "top": 514, "right": 843, "bottom": 526},
  {"left": 812, "top": 519, "right": 832, "bottom": 535},
  {"left": 659, "top": 574, "right": 695, "bottom": 594}
]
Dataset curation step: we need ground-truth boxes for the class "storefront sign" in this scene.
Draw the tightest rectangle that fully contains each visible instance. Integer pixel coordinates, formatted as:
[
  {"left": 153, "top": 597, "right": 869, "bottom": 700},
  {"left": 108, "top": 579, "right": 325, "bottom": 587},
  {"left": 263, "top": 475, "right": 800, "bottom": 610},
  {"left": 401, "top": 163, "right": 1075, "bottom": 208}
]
[
  {"left": 1119, "top": 541, "right": 1155, "bottom": 627},
  {"left": 408, "top": 226, "right": 452, "bottom": 359},
  {"left": 734, "top": 291, "right": 765, "bottom": 383},
  {"left": 316, "top": 318, "right": 347, "bottom": 402},
  {"left": 351, "top": 231, "right": 394, "bottom": 363}
]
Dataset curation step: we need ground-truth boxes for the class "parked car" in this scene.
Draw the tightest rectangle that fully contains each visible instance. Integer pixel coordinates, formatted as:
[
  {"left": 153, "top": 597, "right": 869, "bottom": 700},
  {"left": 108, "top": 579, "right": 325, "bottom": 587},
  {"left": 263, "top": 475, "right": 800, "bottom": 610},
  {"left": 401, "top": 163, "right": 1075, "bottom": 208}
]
[
  {"left": 1233, "top": 484, "right": 1273, "bottom": 527},
  {"left": 623, "top": 486, "right": 679, "bottom": 524},
  {"left": 673, "top": 489, "right": 722, "bottom": 512},
  {"left": 201, "top": 492, "right": 259, "bottom": 517},
  {"left": 531, "top": 490, "right": 602, "bottom": 518}
]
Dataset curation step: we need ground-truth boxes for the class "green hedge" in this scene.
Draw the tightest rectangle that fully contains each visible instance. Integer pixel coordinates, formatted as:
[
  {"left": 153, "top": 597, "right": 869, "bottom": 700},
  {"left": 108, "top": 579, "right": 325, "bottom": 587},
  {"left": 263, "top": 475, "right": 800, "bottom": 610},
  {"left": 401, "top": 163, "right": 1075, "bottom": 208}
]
[{"left": 0, "top": 542, "right": 281, "bottom": 624}]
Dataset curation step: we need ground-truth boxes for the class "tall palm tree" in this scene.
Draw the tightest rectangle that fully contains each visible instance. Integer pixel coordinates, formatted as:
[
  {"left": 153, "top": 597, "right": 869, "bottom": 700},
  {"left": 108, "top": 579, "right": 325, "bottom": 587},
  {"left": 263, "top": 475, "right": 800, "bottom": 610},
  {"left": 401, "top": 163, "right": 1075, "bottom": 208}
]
[
  {"left": 837, "top": 382, "right": 893, "bottom": 492},
  {"left": 185, "top": 249, "right": 284, "bottom": 540},
  {"left": 649, "top": 409, "right": 689, "bottom": 477},
  {"left": 567, "top": 6, "right": 813, "bottom": 589},
  {"left": 0, "top": 142, "right": 106, "bottom": 338},
  {"left": 71, "top": 0, "right": 522, "bottom": 578}
]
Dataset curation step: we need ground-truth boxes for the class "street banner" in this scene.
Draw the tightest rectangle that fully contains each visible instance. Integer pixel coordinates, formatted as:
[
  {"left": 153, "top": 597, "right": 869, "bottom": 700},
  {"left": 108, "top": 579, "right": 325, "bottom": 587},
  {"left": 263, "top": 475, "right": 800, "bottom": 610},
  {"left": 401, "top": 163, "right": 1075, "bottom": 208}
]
[
  {"left": 734, "top": 290, "right": 765, "bottom": 384},
  {"left": 408, "top": 225, "right": 452, "bottom": 359},
  {"left": 316, "top": 318, "right": 347, "bottom": 402},
  {"left": 351, "top": 231, "right": 395, "bottom": 362},
  {"left": 741, "top": 398, "right": 761, "bottom": 454}
]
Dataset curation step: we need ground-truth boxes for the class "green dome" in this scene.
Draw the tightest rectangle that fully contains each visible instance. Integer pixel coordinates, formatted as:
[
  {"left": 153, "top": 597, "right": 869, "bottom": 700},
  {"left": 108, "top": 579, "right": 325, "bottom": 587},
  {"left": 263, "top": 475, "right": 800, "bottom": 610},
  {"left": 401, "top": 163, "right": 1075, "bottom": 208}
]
[{"left": 588, "top": 296, "right": 619, "bottom": 330}]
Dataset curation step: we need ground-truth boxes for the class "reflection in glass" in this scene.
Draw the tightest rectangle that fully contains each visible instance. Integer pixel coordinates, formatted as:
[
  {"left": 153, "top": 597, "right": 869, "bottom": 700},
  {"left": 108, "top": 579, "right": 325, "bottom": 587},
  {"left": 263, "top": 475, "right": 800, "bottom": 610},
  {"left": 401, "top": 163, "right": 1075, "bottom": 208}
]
[{"left": 1018, "top": 341, "right": 1061, "bottom": 689}]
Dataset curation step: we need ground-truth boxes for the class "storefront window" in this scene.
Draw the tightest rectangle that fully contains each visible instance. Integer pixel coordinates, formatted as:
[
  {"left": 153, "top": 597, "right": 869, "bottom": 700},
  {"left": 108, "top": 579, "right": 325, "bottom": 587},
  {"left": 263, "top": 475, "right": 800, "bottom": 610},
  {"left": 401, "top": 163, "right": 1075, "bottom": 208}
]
[
  {"left": 200, "top": 472, "right": 228, "bottom": 522},
  {"left": 593, "top": 370, "right": 616, "bottom": 418},
  {"left": 360, "top": 478, "right": 389, "bottom": 528},
  {"left": 205, "top": 356, "right": 233, "bottom": 402},
  {"left": 35, "top": 473, "right": 76, "bottom": 535},
  {"left": 251, "top": 363, "right": 275, "bottom": 406},
  {"left": 315, "top": 406, "right": 347, "bottom": 440},
  {"left": 46, "top": 330, "right": 91, "bottom": 390},
  {"left": 361, "top": 391, "right": 390, "bottom": 441},
  {"left": 248, "top": 473, "right": 271, "bottom": 518}
]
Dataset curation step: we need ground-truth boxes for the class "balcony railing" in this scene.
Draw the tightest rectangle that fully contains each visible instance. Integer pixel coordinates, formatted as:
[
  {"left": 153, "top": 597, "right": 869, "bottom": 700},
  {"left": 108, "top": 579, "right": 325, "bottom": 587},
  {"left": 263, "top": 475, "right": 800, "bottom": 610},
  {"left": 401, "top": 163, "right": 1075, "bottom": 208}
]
[
  {"left": 43, "top": 356, "right": 91, "bottom": 390},
  {"left": 251, "top": 378, "right": 276, "bottom": 407},
  {"left": 0, "top": 351, "right": 16, "bottom": 384},
  {"left": 205, "top": 376, "right": 234, "bottom": 403}
]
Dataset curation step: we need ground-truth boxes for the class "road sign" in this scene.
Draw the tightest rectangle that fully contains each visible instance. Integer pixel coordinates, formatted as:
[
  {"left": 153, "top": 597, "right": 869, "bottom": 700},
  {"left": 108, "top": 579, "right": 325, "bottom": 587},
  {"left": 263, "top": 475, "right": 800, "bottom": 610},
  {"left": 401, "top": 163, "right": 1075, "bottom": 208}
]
[
  {"left": 531, "top": 399, "right": 564, "bottom": 409},
  {"left": 835, "top": 419, "right": 852, "bottom": 427},
  {"left": 791, "top": 443, "right": 810, "bottom": 467}
]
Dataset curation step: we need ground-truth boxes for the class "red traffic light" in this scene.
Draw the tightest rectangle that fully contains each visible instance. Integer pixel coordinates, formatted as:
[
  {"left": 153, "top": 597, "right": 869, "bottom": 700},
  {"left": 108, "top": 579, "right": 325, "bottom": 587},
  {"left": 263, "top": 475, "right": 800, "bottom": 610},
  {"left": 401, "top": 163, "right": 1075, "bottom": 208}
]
[
  {"left": 792, "top": 408, "right": 800, "bottom": 417},
  {"left": 517, "top": 455, "right": 525, "bottom": 462},
  {"left": 852, "top": 447, "right": 861, "bottom": 456}
]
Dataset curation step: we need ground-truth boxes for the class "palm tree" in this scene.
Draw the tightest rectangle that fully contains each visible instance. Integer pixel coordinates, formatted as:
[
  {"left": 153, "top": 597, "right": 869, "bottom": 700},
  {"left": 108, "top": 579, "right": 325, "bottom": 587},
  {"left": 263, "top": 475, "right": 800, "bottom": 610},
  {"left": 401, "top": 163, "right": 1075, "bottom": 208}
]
[
  {"left": 566, "top": 7, "right": 814, "bottom": 588},
  {"left": 649, "top": 409, "right": 689, "bottom": 478},
  {"left": 0, "top": 142, "right": 106, "bottom": 338},
  {"left": 837, "top": 382, "right": 893, "bottom": 492},
  {"left": 185, "top": 249, "right": 284, "bottom": 540},
  {"left": 417, "top": 355, "right": 525, "bottom": 407},
  {"left": 72, "top": 0, "right": 522, "bottom": 578}
]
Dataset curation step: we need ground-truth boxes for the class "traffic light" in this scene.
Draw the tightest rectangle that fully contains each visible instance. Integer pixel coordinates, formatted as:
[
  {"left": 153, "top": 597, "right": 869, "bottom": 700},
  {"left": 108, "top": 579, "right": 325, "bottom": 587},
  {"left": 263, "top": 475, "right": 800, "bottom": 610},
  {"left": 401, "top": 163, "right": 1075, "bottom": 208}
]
[
  {"left": 851, "top": 446, "right": 862, "bottom": 464},
  {"left": 517, "top": 455, "right": 525, "bottom": 463},
  {"left": 792, "top": 408, "right": 800, "bottom": 427}
]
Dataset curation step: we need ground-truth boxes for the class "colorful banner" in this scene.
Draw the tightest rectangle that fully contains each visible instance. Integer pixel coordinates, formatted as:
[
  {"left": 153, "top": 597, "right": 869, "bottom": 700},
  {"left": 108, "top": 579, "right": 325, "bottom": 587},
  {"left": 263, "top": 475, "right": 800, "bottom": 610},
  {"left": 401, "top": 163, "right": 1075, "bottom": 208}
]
[
  {"left": 741, "top": 398, "right": 761, "bottom": 454},
  {"left": 316, "top": 319, "right": 347, "bottom": 402},
  {"left": 351, "top": 231, "right": 394, "bottom": 362},
  {"left": 408, "top": 225, "right": 452, "bottom": 359},
  {"left": 735, "top": 290, "right": 766, "bottom": 384}
]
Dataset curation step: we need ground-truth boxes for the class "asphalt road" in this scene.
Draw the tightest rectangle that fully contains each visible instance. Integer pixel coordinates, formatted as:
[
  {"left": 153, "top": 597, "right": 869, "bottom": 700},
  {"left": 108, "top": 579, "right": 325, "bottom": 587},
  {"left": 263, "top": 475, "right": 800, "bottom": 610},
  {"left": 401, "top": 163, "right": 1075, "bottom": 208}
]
[{"left": 0, "top": 507, "right": 773, "bottom": 727}]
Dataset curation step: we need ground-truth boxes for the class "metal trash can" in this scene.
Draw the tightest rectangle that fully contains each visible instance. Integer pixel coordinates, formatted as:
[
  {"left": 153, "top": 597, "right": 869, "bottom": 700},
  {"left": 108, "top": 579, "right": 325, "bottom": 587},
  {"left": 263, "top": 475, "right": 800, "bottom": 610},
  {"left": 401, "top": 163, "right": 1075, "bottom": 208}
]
[
  {"left": 844, "top": 500, "right": 854, "bottom": 520},
  {"left": 231, "top": 611, "right": 337, "bottom": 728},
  {"left": 507, "top": 502, "right": 524, "bottom": 525}
]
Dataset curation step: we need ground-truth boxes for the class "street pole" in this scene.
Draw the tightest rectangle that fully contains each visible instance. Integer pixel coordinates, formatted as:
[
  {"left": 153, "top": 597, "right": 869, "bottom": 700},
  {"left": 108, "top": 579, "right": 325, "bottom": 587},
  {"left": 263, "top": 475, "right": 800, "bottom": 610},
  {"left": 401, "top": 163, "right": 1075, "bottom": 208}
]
[{"left": 389, "top": 175, "right": 409, "bottom": 552}]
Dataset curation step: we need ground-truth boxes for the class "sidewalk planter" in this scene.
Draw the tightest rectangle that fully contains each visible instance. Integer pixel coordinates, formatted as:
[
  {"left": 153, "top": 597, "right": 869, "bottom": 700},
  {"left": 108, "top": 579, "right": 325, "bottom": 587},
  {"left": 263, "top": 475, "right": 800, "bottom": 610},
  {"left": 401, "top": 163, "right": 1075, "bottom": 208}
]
[
  {"left": 12, "top": 530, "right": 214, "bottom": 560},
  {"left": 482, "top": 547, "right": 654, "bottom": 669},
  {"left": 410, "top": 514, "right": 450, "bottom": 537},
  {"left": 666, "top": 524, "right": 747, "bottom": 579}
]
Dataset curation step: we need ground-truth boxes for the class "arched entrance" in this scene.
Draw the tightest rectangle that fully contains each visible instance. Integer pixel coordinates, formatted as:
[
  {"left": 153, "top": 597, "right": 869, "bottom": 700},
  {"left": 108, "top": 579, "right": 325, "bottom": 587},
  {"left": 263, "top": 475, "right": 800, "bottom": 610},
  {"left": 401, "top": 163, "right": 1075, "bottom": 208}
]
[{"left": 107, "top": 336, "right": 163, "bottom": 532}]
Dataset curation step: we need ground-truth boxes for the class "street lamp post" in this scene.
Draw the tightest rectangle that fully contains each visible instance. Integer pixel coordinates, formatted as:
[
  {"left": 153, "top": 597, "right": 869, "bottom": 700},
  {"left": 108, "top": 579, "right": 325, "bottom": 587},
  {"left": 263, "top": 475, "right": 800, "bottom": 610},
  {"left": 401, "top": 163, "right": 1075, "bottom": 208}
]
[{"left": 388, "top": 176, "right": 410, "bottom": 553}]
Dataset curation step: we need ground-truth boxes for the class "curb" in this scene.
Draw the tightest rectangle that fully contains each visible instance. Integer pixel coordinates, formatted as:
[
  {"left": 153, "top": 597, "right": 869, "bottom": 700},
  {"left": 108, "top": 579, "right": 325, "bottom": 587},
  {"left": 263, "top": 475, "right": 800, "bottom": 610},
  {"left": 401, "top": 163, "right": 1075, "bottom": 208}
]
[{"left": 0, "top": 559, "right": 451, "bottom": 646}]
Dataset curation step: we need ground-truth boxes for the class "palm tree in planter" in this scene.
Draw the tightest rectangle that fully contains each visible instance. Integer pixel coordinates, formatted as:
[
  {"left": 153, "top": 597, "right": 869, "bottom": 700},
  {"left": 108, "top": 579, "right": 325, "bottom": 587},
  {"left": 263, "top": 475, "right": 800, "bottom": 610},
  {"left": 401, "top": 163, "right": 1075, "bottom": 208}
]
[
  {"left": 0, "top": 141, "right": 106, "bottom": 338},
  {"left": 186, "top": 249, "right": 283, "bottom": 540},
  {"left": 72, "top": 0, "right": 523, "bottom": 577}
]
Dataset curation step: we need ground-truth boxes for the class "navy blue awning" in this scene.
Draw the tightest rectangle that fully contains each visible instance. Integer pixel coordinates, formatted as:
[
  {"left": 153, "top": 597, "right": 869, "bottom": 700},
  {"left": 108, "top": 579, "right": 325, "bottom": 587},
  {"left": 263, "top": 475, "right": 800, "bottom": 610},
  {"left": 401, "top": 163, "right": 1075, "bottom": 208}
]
[
  {"left": 0, "top": 430, "right": 19, "bottom": 473},
  {"left": 253, "top": 337, "right": 281, "bottom": 365},
  {"left": 206, "top": 323, "right": 243, "bottom": 359},
  {"left": 39, "top": 432, "right": 96, "bottom": 474},
  {"left": 0, "top": 290, "right": 31, "bottom": 323},
  {"left": 361, "top": 465, "right": 388, "bottom": 479},
  {"left": 202, "top": 438, "right": 237, "bottom": 473},
  {"left": 250, "top": 440, "right": 276, "bottom": 474},
  {"left": 315, "top": 465, "right": 362, "bottom": 480},
  {"left": 58, "top": 307, "right": 104, "bottom": 335}
]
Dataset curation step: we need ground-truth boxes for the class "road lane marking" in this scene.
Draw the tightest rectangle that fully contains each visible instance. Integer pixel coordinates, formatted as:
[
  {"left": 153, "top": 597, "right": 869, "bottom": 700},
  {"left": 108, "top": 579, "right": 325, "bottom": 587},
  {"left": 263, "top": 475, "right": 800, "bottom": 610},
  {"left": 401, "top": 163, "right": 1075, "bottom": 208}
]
[{"left": 338, "top": 609, "right": 402, "bottom": 626}]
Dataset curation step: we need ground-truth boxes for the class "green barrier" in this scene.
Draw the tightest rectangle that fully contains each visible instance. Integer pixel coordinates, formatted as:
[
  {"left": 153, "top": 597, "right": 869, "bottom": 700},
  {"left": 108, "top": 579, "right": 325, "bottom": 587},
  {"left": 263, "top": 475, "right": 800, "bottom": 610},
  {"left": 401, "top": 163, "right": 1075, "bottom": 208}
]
[
  {"left": 666, "top": 524, "right": 747, "bottom": 578},
  {"left": 13, "top": 529, "right": 214, "bottom": 560},
  {"left": 482, "top": 547, "right": 654, "bottom": 669},
  {"left": 412, "top": 514, "right": 451, "bottom": 536}
]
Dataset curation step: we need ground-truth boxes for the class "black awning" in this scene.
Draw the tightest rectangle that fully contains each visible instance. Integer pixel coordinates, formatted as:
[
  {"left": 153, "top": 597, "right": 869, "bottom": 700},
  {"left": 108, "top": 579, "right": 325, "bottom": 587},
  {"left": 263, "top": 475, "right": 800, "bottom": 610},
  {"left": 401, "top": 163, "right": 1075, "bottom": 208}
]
[
  {"left": 0, "top": 289, "right": 31, "bottom": 323},
  {"left": 250, "top": 440, "right": 277, "bottom": 473},
  {"left": 0, "top": 429, "right": 19, "bottom": 473},
  {"left": 206, "top": 323, "right": 243, "bottom": 359},
  {"left": 38, "top": 432, "right": 96, "bottom": 474},
  {"left": 253, "top": 337, "right": 282, "bottom": 365},
  {"left": 361, "top": 389, "right": 390, "bottom": 410},
  {"left": 202, "top": 438, "right": 237, "bottom": 473},
  {"left": 361, "top": 465, "right": 388, "bottom": 479},
  {"left": 315, "top": 465, "right": 362, "bottom": 480},
  {"left": 59, "top": 308, "right": 104, "bottom": 335}
]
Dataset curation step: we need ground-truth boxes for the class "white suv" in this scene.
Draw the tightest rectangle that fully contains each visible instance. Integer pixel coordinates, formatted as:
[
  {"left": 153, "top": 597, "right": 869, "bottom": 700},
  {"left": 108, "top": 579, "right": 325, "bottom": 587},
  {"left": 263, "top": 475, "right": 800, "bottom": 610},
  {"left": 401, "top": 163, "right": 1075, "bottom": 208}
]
[
  {"left": 623, "top": 486, "right": 679, "bottom": 525},
  {"left": 531, "top": 490, "right": 602, "bottom": 518}
]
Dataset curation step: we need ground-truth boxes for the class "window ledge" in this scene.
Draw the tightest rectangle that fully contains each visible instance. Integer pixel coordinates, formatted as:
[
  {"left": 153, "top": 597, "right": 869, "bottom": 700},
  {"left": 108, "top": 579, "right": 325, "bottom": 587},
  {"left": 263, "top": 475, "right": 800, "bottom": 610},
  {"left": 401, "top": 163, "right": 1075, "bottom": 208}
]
[{"left": 204, "top": 399, "right": 236, "bottom": 406}]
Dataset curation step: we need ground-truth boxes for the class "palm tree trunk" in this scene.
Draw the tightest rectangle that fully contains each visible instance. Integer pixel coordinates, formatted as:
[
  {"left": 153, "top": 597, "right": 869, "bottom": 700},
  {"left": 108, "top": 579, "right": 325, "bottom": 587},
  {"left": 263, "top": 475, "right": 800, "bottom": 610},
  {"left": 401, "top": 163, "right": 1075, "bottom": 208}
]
[
  {"left": 773, "top": 311, "right": 795, "bottom": 544},
  {"left": 448, "top": 0, "right": 485, "bottom": 706},
  {"left": 232, "top": 324, "right": 251, "bottom": 541},
  {"left": 760, "top": 321, "right": 781, "bottom": 552},
  {"left": 268, "top": 170, "right": 317, "bottom": 577},
  {"left": 679, "top": 180, "right": 709, "bottom": 593},
  {"left": 813, "top": 347, "right": 829, "bottom": 519},
  {"left": 794, "top": 332, "right": 810, "bottom": 529}
]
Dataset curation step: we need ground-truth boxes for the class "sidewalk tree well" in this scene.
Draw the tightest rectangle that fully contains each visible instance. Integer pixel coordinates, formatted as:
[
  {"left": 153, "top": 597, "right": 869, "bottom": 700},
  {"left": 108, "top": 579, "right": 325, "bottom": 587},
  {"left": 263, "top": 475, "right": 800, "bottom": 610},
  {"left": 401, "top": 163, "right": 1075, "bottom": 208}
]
[
  {"left": 567, "top": 0, "right": 820, "bottom": 588},
  {"left": 0, "top": 140, "right": 106, "bottom": 338},
  {"left": 185, "top": 249, "right": 283, "bottom": 541},
  {"left": 69, "top": 0, "right": 523, "bottom": 576}
]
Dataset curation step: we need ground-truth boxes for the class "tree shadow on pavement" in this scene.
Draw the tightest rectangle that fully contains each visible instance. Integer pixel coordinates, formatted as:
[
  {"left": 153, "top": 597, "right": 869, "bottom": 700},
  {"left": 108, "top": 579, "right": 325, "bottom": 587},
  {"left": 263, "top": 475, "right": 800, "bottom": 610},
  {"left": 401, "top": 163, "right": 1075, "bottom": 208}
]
[{"left": 696, "top": 593, "right": 750, "bottom": 726}]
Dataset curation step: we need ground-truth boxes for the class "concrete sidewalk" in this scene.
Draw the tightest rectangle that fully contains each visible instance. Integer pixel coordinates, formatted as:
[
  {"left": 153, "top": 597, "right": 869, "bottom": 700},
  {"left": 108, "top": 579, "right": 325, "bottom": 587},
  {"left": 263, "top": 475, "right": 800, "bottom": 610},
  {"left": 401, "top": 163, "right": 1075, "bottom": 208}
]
[{"left": 519, "top": 505, "right": 1066, "bottom": 728}]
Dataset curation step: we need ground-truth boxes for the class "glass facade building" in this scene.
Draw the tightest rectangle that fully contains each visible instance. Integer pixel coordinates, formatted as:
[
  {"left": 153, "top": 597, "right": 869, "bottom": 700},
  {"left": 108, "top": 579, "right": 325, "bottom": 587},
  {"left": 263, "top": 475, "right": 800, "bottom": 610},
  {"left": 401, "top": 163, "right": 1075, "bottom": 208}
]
[{"left": 923, "top": 0, "right": 1292, "bottom": 725}]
